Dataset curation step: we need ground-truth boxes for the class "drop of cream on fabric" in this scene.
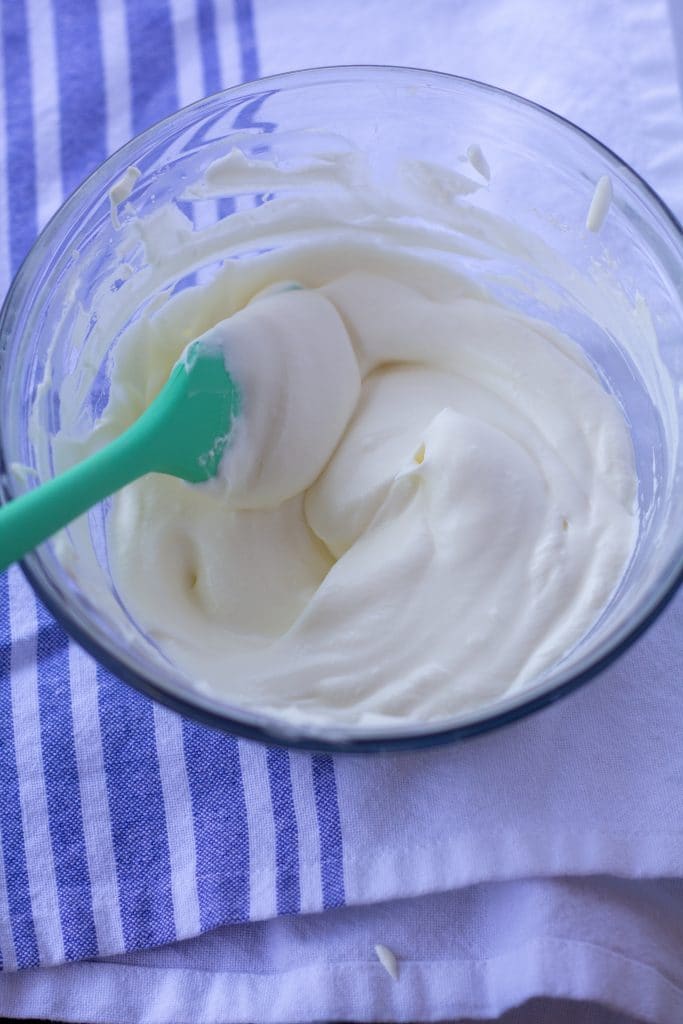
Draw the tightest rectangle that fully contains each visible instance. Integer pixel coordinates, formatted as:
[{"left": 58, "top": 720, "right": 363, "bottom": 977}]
[{"left": 374, "top": 943, "right": 400, "bottom": 981}]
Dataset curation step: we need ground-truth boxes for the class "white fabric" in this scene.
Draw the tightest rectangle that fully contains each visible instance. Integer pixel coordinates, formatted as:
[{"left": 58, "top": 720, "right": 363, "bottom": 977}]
[
  {"left": 2, "top": 0, "right": 683, "bottom": 1021},
  {"left": 2, "top": 880, "right": 681, "bottom": 1022}
]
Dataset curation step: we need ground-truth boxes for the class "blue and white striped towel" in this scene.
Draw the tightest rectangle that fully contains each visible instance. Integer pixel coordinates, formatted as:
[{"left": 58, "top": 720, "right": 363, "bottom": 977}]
[
  {"left": 3, "top": 2, "right": 683, "bottom": 1022},
  {"left": 0, "top": 0, "right": 347, "bottom": 972}
]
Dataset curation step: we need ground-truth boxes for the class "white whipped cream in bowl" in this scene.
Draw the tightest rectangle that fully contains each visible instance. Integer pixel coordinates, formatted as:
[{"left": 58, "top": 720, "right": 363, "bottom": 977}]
[{"left": 2, "top": 67, "right": 683, "bottom": 750}]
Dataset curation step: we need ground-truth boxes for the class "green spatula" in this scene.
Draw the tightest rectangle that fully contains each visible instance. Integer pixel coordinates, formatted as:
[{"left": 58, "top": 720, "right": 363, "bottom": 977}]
[{"left": 0, "top": 336, "right": 240, "bottom": 572}]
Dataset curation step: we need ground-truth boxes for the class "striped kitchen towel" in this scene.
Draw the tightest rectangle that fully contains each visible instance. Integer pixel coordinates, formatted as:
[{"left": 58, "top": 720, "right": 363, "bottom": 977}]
[
  {"left": 3, "top": 3, "right": 683, "bottom": 1016},
  {"left": 0, "top": 0, "right": 347, "bottom": 970}
]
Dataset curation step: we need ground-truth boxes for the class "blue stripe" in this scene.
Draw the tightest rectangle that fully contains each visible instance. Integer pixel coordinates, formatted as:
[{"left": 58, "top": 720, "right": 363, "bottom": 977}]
[
  {"left": 54, "top": 0, "right": 107, "bottom": 194},
  {"left": 234, "top": 0, "right": 260, "bottom": 81},
  {"left": 233, "top": 91, "right": 277, "bottom": 134},
  {"left": 1, "top": 0, "right": 37, "bottom": 271},
  {"left": 97, "top": 667, "right": 175, "bottom": 949},
  {"left": 35, "top": 602, "right": 98, "bottom": 962},
  {"left": 311, "top": 754, "right": 345, "bottom": 910},
  {"left": 182, "top": 721, "right": 249, "bottom": 929},
  {"left": 266, "top": 747, "right": 300, "bottom": 915},
  {"left": 233, "top": 0, "right": 274, "bottom": 133},
  {"left": 55, "top": 4, "right": 108, "bottom": 420},
  {"left": 0, "top": 0, "right": 41, "bottom": 969},
  {"left": 197, "top": 0, "right": 223, "bottom": 95},
  {"left": 125, "top": 0, "right": 179, "bottom": 135},
  {"left": 0, "top": 572, "right": 39, "bottom": 967}
]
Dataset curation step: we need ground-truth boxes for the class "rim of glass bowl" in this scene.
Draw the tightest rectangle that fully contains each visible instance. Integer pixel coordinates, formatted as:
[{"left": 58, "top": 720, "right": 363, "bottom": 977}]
[{"left": 2, "top": 65, "right": 683, "bottom": 753}]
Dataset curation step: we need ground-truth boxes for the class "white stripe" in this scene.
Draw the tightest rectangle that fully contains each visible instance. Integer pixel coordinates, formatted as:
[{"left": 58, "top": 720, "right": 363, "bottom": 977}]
[
  {"left": 153, "top": 705, "right": 201, "bottom": 940},
  {"left": 7, "top": 568, "right": 64, "bottom": 965},
  {"left": 0, "top": 823, "right": 17, "bottom": 971},
  {"left": 290, "top": 755, "right": 323, "bottom": 914},
  {"left": 169, "top": 0, "right": 205, "bottom": 107},
  {"left": 238, "top": 739, "right": 277, "bottom": 919},
  {"left": 212, "top": 0, "right": 242, "bottom": 88},
  {"left": 68, "top": 641, "right": 125, "bottom": 956},
  {"left": 0, "top": 0, "right": 12, "bottom": 298},
  {"left": 96, "top": 0, "right": 132, "bottom": 155},
  {"left": 25, "top": 0, "right": 62, "bottom": 227}
]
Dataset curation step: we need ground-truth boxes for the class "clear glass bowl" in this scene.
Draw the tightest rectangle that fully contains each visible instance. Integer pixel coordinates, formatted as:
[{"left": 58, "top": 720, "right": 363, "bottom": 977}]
[{"left": 2, "top": 66, "right": 683, "bottom": 751}]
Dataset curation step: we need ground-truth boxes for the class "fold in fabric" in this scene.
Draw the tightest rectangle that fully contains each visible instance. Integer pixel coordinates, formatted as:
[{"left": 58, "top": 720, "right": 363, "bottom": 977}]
[{"left": 0, "top": 878, "right": 680, "bottom": 1023}]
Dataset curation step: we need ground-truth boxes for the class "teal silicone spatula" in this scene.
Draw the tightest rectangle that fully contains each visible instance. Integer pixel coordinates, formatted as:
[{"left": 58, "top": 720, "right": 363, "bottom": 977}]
[{"left": 0, "top": 337, "right": 239, "bottom": 572}]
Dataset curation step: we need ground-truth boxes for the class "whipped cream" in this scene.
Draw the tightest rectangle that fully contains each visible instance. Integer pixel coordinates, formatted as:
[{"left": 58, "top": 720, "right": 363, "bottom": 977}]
[
  {"left": 40, "top": 137, "right": 647, "bottom": 734},
  {"left": 94, "top": 236, "right": 637, "bottom": 728},
  {"left": 586, "top": 174, "right": 613, "bottom": 233},
  {"left": 210, "top": 286, "right": 360, "bottom": 508}
]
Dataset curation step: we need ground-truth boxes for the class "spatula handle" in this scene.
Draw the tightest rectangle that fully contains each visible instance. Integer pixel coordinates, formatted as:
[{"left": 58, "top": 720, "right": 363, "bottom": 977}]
[{"left": 0, "top": 427, "right": 154, "bottom": 572}]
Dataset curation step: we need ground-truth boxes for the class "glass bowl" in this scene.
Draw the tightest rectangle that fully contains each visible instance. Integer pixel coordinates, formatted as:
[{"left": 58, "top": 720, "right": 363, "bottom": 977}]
[{"left": 2, "top": 66, "right": 683, "bottom": 752}]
